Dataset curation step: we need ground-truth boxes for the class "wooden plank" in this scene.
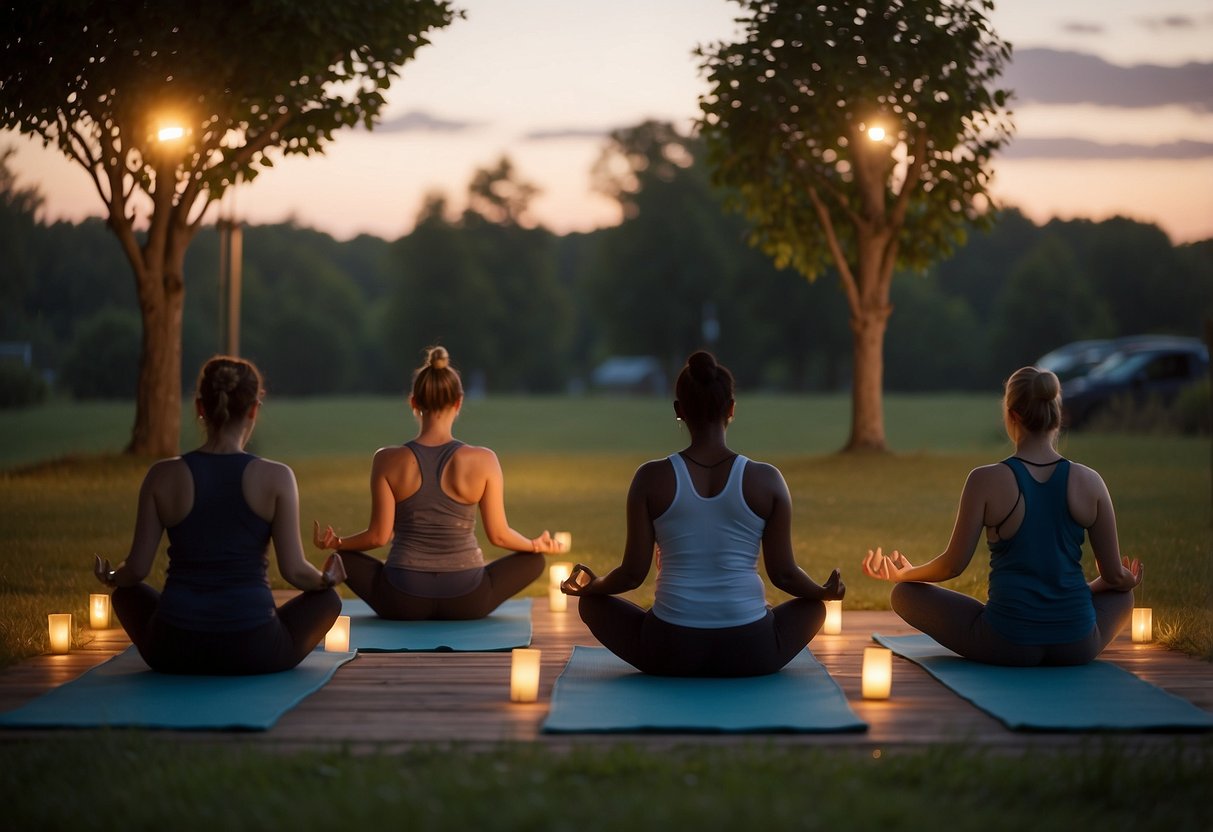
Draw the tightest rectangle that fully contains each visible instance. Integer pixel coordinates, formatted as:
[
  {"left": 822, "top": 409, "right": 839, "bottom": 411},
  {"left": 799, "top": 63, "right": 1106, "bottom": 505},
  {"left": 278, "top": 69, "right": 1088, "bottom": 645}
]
[{"left": 1, "top": 596, "right": 1210, "bottom": 748}]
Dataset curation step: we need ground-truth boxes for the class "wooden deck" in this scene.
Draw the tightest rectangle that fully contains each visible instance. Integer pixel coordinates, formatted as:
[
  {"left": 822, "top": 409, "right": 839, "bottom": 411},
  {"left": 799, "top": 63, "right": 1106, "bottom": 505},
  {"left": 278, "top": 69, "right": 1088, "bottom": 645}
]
[{"left": 3, "top": 596, "right": 1212, "bottom": 750}]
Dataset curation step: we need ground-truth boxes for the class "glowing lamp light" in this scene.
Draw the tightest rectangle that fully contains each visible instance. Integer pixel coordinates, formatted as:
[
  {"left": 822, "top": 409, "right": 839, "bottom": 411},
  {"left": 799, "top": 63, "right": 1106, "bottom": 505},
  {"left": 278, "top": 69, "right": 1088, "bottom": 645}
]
[
  {"left": 549, "top": 562, "right": 573, "bottom": 588},
  {"left": 324, "top": 615, "right": 351, "bottom": 652},
  {"left": 549, "top": 586, "right": 568, "bottom": 613},
  {"left": 48, "top": 613, "right": 72, "bottom": 655},
  {"left": 156, "top": 125, "right": 186, "bottom": 142},
  {"left": 553, "top": 532, "right": 573, "bottom": 553},
  {"left": 823, "top": 600, "right": 842, "bottom": 635},
  {"left": 867, "top": 125, "right": 886, "bottom": 142},
  {"left": 862, "top": 647, "right": 893, "bottom": 700},
  {"left": 89, "top": 593, "right": 111, "bottom": 629},
  {"left": 1132, "top": 608, "right": 1153, "bottom": 643},
  {"left": 510, "top": 648, "right": 541, "bottom": 703}
]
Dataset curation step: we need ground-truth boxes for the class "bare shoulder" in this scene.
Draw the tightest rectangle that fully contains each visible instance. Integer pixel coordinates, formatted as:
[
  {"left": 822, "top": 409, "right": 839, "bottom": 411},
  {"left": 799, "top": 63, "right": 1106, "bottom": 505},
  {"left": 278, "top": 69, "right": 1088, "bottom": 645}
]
[
  {"left": 455, "top": 443, "right": 499, "bottom": 467},
  {"left": 967, "top": 461, "right": 1014, "bottom": 486},
  {"left": 373, "top": 445, "right": 413, "bottom": 467},
  {"left": 1067, "top": 460, "right": 1109, "bottom": 495},
  {"left": 633, "top": 457, "right": 674, "bottom": 484},
  {"left": 248, "top": 456, "right": 296, "bottom": 483}
]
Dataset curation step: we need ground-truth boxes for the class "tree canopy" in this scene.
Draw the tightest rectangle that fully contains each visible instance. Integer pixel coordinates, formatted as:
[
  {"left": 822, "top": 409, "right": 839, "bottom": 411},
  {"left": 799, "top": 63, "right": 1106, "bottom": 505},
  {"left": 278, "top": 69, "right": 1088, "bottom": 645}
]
[
  {"left": 0, "top": 0, "right": 460, "bottom": 454},
  {"left": 697, "top": 0, "right": 1014, "bottom": 450}
]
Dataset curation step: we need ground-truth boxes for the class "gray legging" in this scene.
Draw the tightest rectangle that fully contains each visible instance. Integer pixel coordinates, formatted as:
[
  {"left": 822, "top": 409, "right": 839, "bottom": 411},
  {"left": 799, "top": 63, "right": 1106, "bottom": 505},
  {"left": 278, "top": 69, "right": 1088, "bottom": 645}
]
[
  {"left": 577, "top": 594, "right": 826, "bottom": 677},
  {"left": 340, "top": 549, "right": 544, "bottom": 620},
  {"left": 890, "top": 582, "right": 1134, "bottom": 666}
]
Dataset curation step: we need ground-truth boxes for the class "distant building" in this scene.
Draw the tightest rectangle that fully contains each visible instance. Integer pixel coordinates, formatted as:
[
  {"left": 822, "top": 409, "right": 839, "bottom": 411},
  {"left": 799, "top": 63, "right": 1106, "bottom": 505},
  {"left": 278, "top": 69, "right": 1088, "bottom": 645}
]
[
  {"left": 590, "top": 356, "right": 666, "bottom": 395},
  {"left": 0, "top": 342, "right": 33, "bottom": 367}
]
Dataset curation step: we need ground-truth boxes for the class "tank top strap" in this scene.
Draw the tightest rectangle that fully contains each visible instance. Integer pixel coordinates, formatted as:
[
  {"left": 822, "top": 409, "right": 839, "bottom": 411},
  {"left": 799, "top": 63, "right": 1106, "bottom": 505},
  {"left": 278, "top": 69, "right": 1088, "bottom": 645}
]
[
  {"left": 405, "top": 440, "right": 465, "bottom": 493},
  {"left": 724, "top": 454, "right": 749, "bottom": 495},
  {"left": 667, "top": 453, "right": 693, "bottom": 497}
]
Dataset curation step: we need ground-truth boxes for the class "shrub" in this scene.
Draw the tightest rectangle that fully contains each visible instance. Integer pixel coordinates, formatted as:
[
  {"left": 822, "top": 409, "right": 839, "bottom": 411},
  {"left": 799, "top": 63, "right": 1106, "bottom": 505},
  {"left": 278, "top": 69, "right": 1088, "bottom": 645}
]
[
  {"left": 0, "top": 361, "right": 48, "bottom": 408},
  {"left": 59, "top": 307, "right": 141, "bottom": 400},
  {"left": 1176, "top": 378, "right": 1211, "bottom": 435}
]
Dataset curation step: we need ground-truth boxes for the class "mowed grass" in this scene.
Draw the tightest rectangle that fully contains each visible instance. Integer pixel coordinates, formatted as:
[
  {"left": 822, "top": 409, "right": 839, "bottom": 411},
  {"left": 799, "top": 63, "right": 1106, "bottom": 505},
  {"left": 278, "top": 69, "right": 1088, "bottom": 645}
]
[
  {"left": 0, "top": 395, "right": 1210, "bottom": 668},
  {"left": 4, "top": 736, "right": 1211, "bottom": 832}
]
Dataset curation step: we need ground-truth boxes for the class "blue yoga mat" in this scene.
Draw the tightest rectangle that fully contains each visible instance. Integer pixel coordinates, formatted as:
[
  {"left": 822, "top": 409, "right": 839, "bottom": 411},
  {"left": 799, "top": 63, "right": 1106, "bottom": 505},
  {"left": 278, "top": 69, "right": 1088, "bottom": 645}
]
[
  {"left": 0, "top": 647, "right": 355, "bottom": 731},
  {"left": 341, "top": 598, "right": 532, "bottom": 652},
  {"left": 542, "top": 645, "right": 867, "bottom": 733},
  {"left": 874, "top": 633, "right": 1213, "bottom": 732}
]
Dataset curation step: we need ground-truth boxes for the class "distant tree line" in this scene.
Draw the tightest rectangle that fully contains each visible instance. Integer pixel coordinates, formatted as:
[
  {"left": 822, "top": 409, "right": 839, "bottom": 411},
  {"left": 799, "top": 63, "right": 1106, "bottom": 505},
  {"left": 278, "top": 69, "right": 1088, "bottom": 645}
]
[{"left": 2, "top": 126, "right": 1210, "bottom": 404}]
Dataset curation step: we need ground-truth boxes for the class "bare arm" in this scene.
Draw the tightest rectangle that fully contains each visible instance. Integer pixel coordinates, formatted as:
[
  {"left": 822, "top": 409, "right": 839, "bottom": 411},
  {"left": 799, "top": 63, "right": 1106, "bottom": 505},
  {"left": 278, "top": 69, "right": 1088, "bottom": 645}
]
[
  {"left": 756, "top": 464, "right": 844, "bottom": 600},
  {"left": 862, "top": 467, "right": 988, "bottom": 584},
  {"left": 314, "top": 448, "right": 398, "bottom": 552},
  {"left": 475, "top": 448, "right": 558, "bottom": 553},
  {"left": 1078, "top": 466, "right": 1141, "bottom": 592},
  {"left": 268, "top": 462, "right": 344, "bottom": 591},
  {"left": 565, "top": 463, "right": 659, "bottom": 596},
  {"left": 99, "top": 461, "right": 173, "bottom": 587}
]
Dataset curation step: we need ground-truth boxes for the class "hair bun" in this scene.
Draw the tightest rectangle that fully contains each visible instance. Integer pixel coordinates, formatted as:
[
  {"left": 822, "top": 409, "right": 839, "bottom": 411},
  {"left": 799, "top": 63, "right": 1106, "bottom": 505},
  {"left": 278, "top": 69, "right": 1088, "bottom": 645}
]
[
  {"left": 1031, "top": 369, "right": 1061, "bottom": 401},
  {"left": 687, "top": 350, "right": 717, "bottom": 383},
  {"left": 427, "top": 346, "right": 450, "bottom": 370}
]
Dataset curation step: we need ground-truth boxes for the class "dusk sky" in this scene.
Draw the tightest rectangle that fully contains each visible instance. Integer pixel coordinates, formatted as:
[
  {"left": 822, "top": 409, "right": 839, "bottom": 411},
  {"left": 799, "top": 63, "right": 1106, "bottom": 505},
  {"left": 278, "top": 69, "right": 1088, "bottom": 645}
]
[{"left": 7, "top": 0, "right": 1213, "bottom": 243}]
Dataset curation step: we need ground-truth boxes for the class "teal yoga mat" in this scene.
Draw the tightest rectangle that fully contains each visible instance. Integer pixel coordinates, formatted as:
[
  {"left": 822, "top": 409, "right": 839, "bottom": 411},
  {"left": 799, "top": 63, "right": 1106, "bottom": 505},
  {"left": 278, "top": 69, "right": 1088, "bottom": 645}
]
[
  {"left": 874, "top": 633, "right": 1213, "bottom": 732},
  {"left": 341, "top": 598, "right": 532, "bottom": 652},
  {"left": 0, "top": 647, "right": 355, "bottom": 730},
  {"left": 542, "top": 645, "right": 867, "bottom": 733}
]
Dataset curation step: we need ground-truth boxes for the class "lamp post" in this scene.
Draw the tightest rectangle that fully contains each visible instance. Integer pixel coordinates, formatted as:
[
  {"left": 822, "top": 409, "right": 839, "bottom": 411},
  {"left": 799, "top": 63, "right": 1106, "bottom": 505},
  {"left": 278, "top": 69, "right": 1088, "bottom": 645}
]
[{"left": 217, "top": 209, "right": 243, "bottom": 356}]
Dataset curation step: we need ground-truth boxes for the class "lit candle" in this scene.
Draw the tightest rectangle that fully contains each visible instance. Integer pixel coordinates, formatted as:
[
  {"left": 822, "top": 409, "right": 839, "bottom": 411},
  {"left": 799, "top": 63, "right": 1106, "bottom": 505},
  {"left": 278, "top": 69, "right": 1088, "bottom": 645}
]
[
  {"left": 324, "top": 615, "right": 351, "bottom": 652},
  {"left": 48, "top": 613, "right": 72, "bottom": 654},
  {"left": 553, "top": 532, "right": 573, "bottom": 553},
  {"left": 1132, "top": 608, "right": 1153, "bottom": 643},
  {"left": 89, "top": 593, "right": 111, "bottom": 629},
  {"left": 549, "top": 585, "right": 568, "bottom": 613},
  {"left": 823, "top": 600, "right": 842, "bottom": 635},
  {"left": 510, "top": 648, "right": 541, "bottom": 703},
  {"left": 549, "top": 562, "right": 573, "bottom": 588},
  {"left": 862, "top": 647, "right": 893, "bottom": 699}
]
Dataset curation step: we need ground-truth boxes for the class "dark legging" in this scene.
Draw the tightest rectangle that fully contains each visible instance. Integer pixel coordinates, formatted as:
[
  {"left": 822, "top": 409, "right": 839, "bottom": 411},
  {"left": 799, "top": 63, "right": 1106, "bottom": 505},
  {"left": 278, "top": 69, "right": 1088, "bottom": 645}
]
[
  {"left": 112, "top": 583, "right": 342, "bottom": 675},
  {"left": 577, "top": 594, "right": 826, "bottom": 677},
  {"left": 340, "top": 549, "right": 544, "bottom": 620},
  {"left": 890, "top": 582, "right": 1135, "bottom": 666}
]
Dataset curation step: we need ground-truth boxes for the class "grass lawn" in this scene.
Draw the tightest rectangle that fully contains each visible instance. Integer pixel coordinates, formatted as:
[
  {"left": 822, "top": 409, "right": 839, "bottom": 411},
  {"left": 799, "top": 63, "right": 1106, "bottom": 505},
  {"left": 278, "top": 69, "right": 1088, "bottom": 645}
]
[
  {"left": 1, "top": 394, "right": 1209, "bottom": 666},
  {"left": 4, "top": 736, "right": 1210, "bottom": 831},
  {"left": 1, "top": 395, "right": 1211, "bottom": 828}
]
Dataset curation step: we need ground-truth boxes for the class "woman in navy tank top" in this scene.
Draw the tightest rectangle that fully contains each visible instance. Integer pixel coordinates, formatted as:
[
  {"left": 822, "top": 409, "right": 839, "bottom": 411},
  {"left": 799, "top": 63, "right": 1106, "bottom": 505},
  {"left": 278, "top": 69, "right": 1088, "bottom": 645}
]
[
  {"left": 94, "top": 357, "right": 345, "bottom": 674},
  {"left": 312, "top": 346, "right": 566, "bottom": 619},
  {"left": 559, "top": 351, "right": 846, "bottom": 677},
  {"left": 861, "top": 366, "right": 1141, "bottom": 666}
]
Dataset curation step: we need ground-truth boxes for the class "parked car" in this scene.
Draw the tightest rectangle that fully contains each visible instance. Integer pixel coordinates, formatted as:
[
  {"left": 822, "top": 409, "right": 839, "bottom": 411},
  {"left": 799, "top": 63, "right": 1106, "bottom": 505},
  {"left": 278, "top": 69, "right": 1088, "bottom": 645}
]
[
  {"left": 1060, "top": 337, "right": 1210, "bottom": 428},
  {"left": 1036, "top": 339, "right": 1118, "bottom": 382}
]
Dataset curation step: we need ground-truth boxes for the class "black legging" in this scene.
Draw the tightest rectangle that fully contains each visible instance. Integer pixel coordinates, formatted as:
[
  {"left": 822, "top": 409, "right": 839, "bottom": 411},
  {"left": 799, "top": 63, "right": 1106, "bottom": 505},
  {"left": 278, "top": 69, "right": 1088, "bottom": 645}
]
[
  {"left": 340, "top": 549, "right": 544, "bottom": 620},
  {"left": 577, "top": 594, "right": 827, "bottom": 677},
  {"left": 889, "top": 582, "right": 1135, "bottom": 666},
  {"left": 112, "top": 583, "right": 342, "bottom": 675}
]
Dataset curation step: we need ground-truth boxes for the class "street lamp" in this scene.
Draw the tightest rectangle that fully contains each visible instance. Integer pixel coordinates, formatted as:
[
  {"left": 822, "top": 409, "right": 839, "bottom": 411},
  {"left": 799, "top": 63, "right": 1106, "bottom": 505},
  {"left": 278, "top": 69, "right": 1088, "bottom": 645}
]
[{"left": 217, "top": 197, "right": 243, "bottom": 357}]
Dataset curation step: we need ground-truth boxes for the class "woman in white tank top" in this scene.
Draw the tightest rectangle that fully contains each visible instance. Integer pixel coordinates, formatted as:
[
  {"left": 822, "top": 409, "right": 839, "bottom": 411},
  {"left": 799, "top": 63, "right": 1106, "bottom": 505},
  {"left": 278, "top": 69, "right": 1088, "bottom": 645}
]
[{"left": 560, "top": 351, "right": 845, "bottom": 676}]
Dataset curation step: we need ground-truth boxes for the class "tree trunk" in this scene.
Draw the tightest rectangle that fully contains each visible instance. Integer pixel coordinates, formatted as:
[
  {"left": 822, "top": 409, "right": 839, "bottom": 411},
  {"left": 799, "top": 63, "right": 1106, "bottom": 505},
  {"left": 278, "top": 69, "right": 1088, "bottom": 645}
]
[
  {"left": 845, "top": 303, "right": 891, "bottom": 452},
  {"left": 126, "top": 228, "right": 189, "bottom": 458}
]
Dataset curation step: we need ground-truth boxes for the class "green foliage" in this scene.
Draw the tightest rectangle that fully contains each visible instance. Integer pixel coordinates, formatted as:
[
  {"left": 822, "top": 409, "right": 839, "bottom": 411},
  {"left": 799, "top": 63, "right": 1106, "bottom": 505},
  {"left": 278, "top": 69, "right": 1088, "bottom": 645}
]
[
  {"left": 0, "top": 1, "right": 460, "bottom": 198},
  {"left": 988, "top": 234, "right": 1116, "bottom": 371},
  {"left": 59, "top": 307, "right": 142, "bottom": 399},
  {"left": 696, "top": 0, "right": 1014, "bottom": 279},
  {"left": 0, "top": 361, "right": 48, "bottom": 408}
]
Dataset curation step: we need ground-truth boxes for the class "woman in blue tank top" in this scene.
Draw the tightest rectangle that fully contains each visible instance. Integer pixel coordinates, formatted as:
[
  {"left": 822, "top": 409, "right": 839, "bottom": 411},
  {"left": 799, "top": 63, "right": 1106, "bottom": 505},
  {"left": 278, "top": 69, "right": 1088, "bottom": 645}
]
[
  {"left": 559, "top": 351, "right": 845, "bottom": 677},
  {"left": 312, "top": 346, "right": 566, "bottom": 620},
  {"left": 861, "top": 366, "right": 1141, "bottom": 666},
  {"left": 94, "top": 357, "right": 346, "bottom": 675}
]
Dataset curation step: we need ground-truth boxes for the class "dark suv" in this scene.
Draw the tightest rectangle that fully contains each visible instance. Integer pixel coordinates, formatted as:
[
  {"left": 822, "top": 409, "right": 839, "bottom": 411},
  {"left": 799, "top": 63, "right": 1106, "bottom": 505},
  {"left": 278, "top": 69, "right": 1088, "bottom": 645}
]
[{"left": 1061, "top": 337, "right": 1209, "bottom": 428}]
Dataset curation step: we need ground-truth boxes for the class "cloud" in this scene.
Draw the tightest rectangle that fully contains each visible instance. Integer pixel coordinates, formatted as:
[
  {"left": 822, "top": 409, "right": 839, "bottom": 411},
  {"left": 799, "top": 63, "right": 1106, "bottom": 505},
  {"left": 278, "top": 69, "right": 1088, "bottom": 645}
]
[
  {"left": 1137, "top": 15, "right": 1198, "bottom": 31},
  {"left": 1060, "top": 21, "right": 1104, "bottom": 35},
  {"left": 1002, "top": 138, "right": 1213, "bottom": 160},
  {"left": 522, "top": 126, "right": 614, "bottom": 141},
  {"left": 371, "top": 110, "right": 483, "bottom": 133},
  {"left": 1004, "top": 48, "right": 1213, "bottom": 111}
]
